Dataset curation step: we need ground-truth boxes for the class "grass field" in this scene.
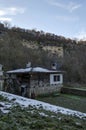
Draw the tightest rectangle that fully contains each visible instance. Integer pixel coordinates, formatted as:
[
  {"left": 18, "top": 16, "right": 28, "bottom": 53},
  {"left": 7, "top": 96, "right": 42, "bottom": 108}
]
[
  {"left": 0, "top": 93, "right": 86, "bottom": 130},
  {"left": 37, "top": 94, "right": 86, "bottom": 113}
]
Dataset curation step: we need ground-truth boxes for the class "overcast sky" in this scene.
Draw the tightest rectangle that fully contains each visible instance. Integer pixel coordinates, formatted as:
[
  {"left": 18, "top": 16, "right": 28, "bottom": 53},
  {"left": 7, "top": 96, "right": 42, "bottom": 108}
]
[{"left": 0, "top": 0, "right": 86, "bottom": 40}]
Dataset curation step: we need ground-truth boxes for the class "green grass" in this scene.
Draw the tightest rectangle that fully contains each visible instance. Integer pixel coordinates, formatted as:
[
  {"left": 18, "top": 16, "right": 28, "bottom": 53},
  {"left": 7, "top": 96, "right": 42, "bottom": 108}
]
[
  {"left": 0, "top": 105, "right": 86, "bottom": 130},
  {"left": 0, "top": 94, "right": 86, "bottom": 130},
  {"left": 37, "top": 94, "right": 86, "bottom": 113},
  {"left": 0, "top": 95, "right": 8, "bottom": 102}
]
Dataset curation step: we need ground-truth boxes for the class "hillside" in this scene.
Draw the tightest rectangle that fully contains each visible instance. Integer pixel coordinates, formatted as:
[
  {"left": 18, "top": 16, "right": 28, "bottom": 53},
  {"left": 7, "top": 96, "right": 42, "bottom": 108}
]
[
  {"left": 0, "top": 23, "right": 86, "bottom": 84},
  {"left": 0, "top": 24, "right": 64, "bottom": 70},
  {"left": 0, "top": 91, "right": 86, "bottom": 130}
]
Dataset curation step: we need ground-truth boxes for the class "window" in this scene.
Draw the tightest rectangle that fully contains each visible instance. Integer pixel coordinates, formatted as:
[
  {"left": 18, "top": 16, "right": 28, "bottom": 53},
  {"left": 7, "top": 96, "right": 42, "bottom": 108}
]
[
  {"left": 50, "top": 74, "right": 62, "bottom": 85},
  {"left": 53, "top": 75, "right": 60, "bottom": 82}
]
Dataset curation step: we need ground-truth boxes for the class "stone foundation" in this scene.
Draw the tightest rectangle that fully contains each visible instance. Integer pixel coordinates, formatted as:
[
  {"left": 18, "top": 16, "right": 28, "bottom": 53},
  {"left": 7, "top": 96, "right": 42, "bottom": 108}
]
[{"left": 29, "top": 80, "right": 63, "bottom": 97}]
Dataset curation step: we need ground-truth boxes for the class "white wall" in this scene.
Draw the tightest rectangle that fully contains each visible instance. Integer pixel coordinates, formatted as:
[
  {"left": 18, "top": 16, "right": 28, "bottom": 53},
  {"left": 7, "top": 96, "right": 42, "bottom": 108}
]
[{"left": 50, "top": 74, "right": 63, "bottom": 85}]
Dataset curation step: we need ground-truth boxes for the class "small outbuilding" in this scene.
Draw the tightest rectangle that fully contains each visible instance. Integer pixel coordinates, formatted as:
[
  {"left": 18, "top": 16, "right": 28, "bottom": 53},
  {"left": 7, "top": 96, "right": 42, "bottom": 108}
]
[{"left": 6, "top": 67, "right": 63, "bottom": 97}]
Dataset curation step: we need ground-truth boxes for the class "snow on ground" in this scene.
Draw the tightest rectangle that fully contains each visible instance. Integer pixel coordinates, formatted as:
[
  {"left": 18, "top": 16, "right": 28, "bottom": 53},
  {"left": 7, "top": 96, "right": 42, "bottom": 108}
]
[
  {"left": 0, "top": 102, "right": 12, "bottom": 113},
  {"left": 0, "top": 91, "right": 86, "bottom": 119}
]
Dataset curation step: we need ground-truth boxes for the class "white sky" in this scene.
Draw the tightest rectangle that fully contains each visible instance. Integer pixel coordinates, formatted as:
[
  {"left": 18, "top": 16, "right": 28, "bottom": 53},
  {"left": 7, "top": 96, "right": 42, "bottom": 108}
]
[{"left": 0, "top": 0, "right": 86, "bottom": 40}]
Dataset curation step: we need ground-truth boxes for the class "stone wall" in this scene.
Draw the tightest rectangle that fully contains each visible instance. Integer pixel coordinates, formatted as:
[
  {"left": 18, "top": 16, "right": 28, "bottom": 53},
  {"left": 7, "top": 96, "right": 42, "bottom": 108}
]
[
  {"left": 61, "top": 87, "right": 86, "bottom": 97},
  {"left": 29, "top": 80, "right": 62, "bottom": 97}
]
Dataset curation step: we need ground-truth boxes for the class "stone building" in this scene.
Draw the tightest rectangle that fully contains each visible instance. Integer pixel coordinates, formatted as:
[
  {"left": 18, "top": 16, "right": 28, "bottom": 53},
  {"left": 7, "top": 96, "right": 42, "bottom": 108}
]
[{"left": 6, "top": 67, "right": 63, "bottom": 97}]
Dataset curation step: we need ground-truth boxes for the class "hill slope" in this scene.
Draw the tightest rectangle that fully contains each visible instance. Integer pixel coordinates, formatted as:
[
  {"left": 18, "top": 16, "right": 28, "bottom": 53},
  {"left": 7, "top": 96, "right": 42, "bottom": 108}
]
[
  {"left": 0, "top": 91, "right": 86, "bottom": 130},
  {"left": 0, "top": 23, "right": 86, "bottom": 83}
]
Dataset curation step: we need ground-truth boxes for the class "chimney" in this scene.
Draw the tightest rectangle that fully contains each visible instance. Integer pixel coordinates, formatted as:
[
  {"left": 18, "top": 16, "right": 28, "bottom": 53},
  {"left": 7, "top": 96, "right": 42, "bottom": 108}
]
[
  {"left": 51, "top": 63, "right": 57, "bottom": 70},
  {"left": 26, "top": 62, "right": 31, "bottom": 68}
]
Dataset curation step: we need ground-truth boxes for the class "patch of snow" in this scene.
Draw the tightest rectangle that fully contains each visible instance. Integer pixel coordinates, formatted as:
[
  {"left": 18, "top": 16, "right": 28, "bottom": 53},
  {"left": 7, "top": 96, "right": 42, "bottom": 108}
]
[
  {"left": 0, "top": 91, "right": 86, "bottom": 119},
  {"left": 33, "top": 67, "right": 49, "bottom": 72},
  {"left": 7, "top": 67, "right": 62, "bottom": 74},
  {"left": 0, "top": 102, "right": 12, "bottom": 113},
  {"left": 7, "top": 68, "right": 26, "bottom": 73},
  {"left": 39, "top": 112, "right": 48, "bottom": 117},
  {"left": 6, "top": 67, "right": 49, "bottom": 73}
]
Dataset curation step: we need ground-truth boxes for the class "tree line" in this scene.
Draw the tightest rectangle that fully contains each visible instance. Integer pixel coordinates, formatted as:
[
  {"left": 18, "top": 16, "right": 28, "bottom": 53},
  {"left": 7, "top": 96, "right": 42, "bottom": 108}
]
[{"left": 0, "top": 22, "right": 86, "bottom": 84}]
